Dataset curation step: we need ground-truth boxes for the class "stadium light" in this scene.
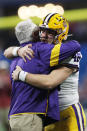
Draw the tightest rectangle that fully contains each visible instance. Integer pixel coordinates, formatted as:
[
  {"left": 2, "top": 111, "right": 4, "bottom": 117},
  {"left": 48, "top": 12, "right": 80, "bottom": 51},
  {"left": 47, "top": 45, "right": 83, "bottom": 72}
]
[
  {"left": 28, "top": 5, "right": 39, "bottom": 17},
  {"left": 56, "top": 5, "right": 64, "bottom": 15},
  {"left": 18, "top": 6, "right": 29, "bottom": 20},
  {"left": 39, "top": 7, "right": 48, "bottom": 18},
  {"left": 17, "top": 3, "right": 64, "bottom": 20},
  {"left": 44, "top": 3, "right": 56, "bottom": 13}
]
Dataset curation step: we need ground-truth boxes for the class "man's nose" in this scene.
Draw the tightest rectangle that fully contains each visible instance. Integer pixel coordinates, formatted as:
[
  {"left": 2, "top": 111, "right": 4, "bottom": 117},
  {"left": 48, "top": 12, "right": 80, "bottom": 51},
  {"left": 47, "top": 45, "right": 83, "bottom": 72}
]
[{"left": 43, "top": 31, "right": 48, "bottom": 36}]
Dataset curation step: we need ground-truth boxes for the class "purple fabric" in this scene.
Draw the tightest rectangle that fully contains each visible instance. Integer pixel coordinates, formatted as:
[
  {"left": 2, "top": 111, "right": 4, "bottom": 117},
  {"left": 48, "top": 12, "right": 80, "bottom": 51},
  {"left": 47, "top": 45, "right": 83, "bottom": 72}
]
[
  {"left": 61, "top": 63, "right": 79, "bottom": 69},
  {"left": 9, "top": 42, "right": 59, "bottom": 120},
  {"left": 59, "top": 40, "right": 80, "bottom": 64},
  {"left": 72, "top": 104, "right": 81, "bottom": 131},
  {"left": 78, "top": 103, "right": 84, "bottom": 130},
  {"left": 47, "top": 88, "right": 60, "bottom": 120}
]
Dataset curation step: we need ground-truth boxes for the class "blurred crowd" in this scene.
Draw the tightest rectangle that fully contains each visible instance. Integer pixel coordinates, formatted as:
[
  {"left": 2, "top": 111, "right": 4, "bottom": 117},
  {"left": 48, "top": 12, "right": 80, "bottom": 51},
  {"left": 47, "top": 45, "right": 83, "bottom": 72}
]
[{"left": 0, "top": 44, "right": 11, "bottom": 131}]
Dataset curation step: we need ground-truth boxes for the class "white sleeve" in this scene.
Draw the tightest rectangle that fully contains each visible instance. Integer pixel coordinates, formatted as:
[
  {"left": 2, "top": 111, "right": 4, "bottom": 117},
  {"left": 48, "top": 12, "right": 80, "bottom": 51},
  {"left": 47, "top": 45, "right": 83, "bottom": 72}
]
[{"left": 60, "top": 52, "right": 82, "bottom": 69}]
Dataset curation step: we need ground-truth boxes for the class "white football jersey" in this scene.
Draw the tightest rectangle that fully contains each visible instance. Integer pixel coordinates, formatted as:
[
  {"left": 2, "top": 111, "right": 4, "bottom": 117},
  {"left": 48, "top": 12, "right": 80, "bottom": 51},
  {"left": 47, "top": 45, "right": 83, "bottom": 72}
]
[{"left": 58, "top": 52, "right": 82, "bottom": 111}]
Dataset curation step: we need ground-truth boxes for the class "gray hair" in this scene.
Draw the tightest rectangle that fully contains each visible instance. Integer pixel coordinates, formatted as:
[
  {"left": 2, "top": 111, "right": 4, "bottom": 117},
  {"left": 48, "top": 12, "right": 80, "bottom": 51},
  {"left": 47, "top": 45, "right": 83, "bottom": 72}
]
[{"left": 15, "top": 19, "right": 37, "bottom": 44}]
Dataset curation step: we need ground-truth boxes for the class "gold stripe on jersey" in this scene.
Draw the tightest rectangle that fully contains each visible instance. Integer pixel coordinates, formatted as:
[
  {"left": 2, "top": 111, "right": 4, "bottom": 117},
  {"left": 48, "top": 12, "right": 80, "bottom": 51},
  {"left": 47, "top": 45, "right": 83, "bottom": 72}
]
[
  {"left": 10, "top": 112, "right": 46, "bottom": 117},
  {"left": 50, "top": 43, "right": 61, "bottom": 67},
  {"left": 45, "top": 91, "right": 49, "bottom": 116}
]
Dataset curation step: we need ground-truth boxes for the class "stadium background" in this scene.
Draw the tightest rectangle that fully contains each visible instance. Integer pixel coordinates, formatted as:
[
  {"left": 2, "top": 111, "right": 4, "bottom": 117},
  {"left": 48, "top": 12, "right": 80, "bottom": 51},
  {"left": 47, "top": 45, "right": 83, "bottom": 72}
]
[{"left": 0, "top": 0, "right": 87, "bottom": 131}]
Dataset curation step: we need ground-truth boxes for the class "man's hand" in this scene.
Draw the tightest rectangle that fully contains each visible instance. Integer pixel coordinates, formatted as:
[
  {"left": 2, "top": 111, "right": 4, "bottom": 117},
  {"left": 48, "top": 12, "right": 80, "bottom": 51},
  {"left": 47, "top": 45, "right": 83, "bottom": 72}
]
[
  {"left": 12, "top": 66, "right": 22, "bottom": 80},
  {"left": 18, "top": 44, "right": 34, "bottom": 62}
]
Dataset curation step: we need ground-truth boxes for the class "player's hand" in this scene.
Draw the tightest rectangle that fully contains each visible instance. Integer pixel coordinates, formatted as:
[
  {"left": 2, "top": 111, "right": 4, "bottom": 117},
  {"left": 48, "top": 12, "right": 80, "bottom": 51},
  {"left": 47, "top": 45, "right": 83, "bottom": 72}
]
[
  {"left": 18, "top": 44, "right": 34, "bottom": 62},
  {"left": 12, "top": 66, "right": 22, "bottom": 80}
]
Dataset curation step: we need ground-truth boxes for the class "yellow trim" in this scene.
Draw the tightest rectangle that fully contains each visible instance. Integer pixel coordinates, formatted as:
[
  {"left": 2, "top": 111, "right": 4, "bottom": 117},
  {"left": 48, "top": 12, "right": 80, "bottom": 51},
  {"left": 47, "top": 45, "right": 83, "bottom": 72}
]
[
  {"left": 45, "top": 91, "right": 49, "bottom": 116},
  {"left": 50, "top": 43, "right": 61, "bottom": 67},
  {"left": 10, "top": 112, "right": 46, "bottom": 117}
]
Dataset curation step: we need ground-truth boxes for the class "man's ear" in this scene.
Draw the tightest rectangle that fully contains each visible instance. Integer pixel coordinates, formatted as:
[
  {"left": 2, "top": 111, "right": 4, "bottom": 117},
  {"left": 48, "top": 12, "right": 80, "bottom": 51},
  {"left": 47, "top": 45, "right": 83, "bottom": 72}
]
[{"left": 32, "top": 27, "right": 40, "bottom": 42}]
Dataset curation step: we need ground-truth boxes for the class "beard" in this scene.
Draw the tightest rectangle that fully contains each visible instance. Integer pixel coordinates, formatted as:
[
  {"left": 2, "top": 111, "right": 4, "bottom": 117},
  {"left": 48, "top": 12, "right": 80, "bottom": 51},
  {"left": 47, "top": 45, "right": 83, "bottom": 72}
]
[{"left": 40, "top": 36, "right": 48, "bottom": 43}]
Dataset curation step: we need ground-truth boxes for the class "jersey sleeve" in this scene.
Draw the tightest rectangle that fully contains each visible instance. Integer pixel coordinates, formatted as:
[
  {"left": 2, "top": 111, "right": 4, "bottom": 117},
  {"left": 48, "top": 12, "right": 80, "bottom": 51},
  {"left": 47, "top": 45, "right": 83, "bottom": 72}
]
[
  {"left": 37, "top": 40, "right": 81, "bottom": 67},
  {"left": 60, "top": 51, "right": 82, "bottom": 71}
]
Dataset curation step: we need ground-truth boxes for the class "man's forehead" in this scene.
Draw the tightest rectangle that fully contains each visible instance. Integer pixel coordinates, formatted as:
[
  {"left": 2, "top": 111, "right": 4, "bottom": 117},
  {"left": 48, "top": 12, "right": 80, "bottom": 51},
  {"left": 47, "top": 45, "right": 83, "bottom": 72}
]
[{"left": 40, "top": 27, "right": 57, "bottom": 35}]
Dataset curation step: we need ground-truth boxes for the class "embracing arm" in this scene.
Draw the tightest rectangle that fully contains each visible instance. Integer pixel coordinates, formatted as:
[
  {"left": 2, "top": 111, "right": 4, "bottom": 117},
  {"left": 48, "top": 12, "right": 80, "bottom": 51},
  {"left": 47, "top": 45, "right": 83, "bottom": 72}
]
[
  {"left": 4, "top": 44, "right": 34, "bottom": 62},
  {"left": 25, "top": 67, "right": 73, "bottom": 89},
  {"left": 4, "top": 46, "right": 19, "bottom": 58},
  {"left": 12, "top": 66, "right": 73, "bottom": 90}
]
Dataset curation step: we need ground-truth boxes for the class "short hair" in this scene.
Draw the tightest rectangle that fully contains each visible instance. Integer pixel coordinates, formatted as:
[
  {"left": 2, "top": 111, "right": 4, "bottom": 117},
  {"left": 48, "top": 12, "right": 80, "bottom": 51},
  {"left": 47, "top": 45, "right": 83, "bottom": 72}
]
[{"left": 15, "top": 19, "right": 37, "bottom": 44}]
